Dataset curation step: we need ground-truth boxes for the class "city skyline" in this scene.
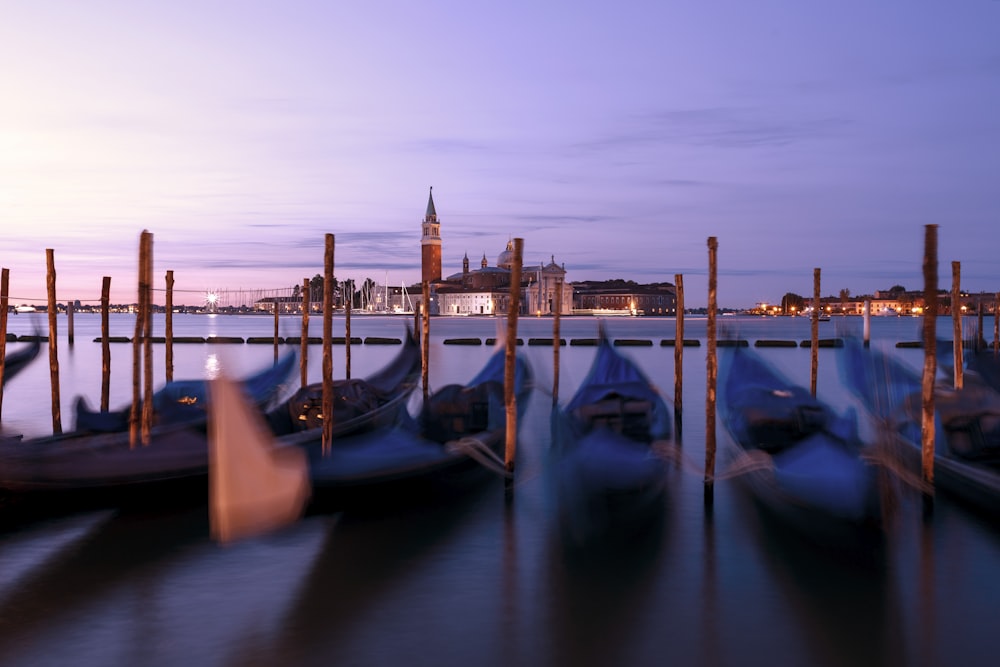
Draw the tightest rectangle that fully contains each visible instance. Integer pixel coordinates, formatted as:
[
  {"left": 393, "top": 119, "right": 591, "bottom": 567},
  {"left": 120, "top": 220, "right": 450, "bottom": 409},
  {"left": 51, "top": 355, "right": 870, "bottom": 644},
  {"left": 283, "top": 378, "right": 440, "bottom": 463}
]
[{"left": 2, "top": 2, "right": 998, "bottom": 309}]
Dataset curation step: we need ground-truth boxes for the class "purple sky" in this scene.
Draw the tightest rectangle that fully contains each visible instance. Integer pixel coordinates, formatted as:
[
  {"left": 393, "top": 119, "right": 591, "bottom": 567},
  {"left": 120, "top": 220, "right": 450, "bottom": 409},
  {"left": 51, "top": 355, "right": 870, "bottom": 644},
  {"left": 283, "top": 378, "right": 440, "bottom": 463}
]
[{"left": 2, "top": 1, "right": 999, "bottom": 308}]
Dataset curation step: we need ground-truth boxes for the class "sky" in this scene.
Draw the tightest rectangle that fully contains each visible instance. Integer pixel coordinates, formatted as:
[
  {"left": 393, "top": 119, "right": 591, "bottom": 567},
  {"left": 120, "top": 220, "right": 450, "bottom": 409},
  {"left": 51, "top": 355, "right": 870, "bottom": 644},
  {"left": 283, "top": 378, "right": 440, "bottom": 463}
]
[{"left": 2, "top": 1, "right": 999, "bottom": 309}]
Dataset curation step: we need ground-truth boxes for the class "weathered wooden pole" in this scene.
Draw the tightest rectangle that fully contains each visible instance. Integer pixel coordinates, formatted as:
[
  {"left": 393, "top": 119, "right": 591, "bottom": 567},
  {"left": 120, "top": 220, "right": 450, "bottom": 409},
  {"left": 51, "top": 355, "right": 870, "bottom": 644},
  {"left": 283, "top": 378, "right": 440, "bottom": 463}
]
[
  {"left": 552, "top": 277, "right": 562, "bottom": 406},
  {"left": 674, "top": 273, "right": 684, "bottom": 436},
  {"left": 0, "top": 268, "right": 8, "bottom": 421},
  {"left": 421, "top": 281, "right": 431, "bottom": 402},
  {"left": 321, "top": 234, "right": 334, "bottom": 455},
  {"left": 810, "top": 268, "right": 820, "bottom": 397},
  {"left": 273, "top": 288, "right": 280, "bottom": 363},
  {"left": 165, "top": 270, "right": 174, "bottom": 382},
  {"left": 345, "top": 279, "right": 352, "bottom": 380},
  {"left": 863, "top": 299, "right": 871, "bottom": 348},
  {"left": 129, "top": 247, "right": 143, "bottom": 448},
  {"left": 66, "top": 301, "right": 74, "bottom": 346},
  {"left": 921, "top": 225, "right": 939, "bottom": 505},
  {"left": 705, "top": 237, "right": 718, "bottom": 502},
  {"left": 300, "top": 277, "right": 309, "bottom": 388},
  {"left": 504, "top": 238, "right": 524, "bottom": 484},
  {"left": 951, "top": 261, "right": 962, "bottom": 390},
  {"left": 977, "top": 296, "right": 984, "bottom": 352},
  {"left": 141, "top": 232, "right": 154, "bottom": 445},
  {"left": 995, "top": 292, "right": 999, "bottom": 355},
  {"left": 101, "top": 276, "right": 111, "bottom": 411},
  {"left": 46, "top": 249, "right": 62, "bottom": 435}
]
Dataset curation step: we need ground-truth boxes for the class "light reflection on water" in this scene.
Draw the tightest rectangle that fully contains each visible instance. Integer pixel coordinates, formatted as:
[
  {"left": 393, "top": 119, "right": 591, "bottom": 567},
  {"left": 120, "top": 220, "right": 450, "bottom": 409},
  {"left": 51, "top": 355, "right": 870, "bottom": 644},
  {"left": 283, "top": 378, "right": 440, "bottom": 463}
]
[{"left": 0, "top": 314, "right": 998, "bottom": 666}]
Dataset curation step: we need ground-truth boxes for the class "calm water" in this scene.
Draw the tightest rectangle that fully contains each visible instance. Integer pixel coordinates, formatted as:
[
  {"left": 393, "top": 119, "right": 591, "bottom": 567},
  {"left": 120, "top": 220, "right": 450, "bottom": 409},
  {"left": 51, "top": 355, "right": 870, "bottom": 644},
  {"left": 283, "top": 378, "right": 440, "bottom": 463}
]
[{"left": 1, "top": 313, "right": 998, "bottom": 666}]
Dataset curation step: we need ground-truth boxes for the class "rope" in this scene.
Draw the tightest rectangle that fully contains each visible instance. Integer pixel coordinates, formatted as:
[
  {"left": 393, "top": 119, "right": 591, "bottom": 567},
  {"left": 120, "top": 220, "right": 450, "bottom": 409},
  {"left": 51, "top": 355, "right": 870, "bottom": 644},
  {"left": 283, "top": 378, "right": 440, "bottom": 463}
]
[
  {"left": 709, "top": 449, "right": 776, "bottom": 481},
  {"left": 650, "top": 440, "right": 705, "bottom": 476},
  {"left": 445, "top": 435, "right": 512, "bottom": 479}
]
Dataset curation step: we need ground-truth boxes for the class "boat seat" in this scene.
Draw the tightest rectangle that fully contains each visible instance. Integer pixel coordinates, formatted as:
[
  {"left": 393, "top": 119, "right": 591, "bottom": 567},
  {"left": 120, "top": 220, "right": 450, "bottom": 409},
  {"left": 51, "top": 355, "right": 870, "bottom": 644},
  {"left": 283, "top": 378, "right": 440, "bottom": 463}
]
[
  {"left": 425, "top": 381, "right": 502, "bottom": 442},
  {"left": 281, "top": 379, "right": 382, "bottom": 432},
  {"left": 575, "top": 397, "right": 653, "bottom": 441}
]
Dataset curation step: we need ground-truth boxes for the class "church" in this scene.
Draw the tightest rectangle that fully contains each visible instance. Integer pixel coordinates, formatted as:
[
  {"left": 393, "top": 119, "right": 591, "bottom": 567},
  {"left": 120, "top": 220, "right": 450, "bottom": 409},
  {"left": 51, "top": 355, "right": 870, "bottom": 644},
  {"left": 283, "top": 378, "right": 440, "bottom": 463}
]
[{"left": 417, "top": 188, "right": 573, "bottom": 316}]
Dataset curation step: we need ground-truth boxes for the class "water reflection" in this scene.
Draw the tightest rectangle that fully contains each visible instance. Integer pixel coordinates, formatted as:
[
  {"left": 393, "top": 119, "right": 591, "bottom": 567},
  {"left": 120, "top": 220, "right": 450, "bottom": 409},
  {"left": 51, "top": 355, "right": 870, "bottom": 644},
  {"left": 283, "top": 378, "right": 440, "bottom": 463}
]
[
  {"left": 738, "top": 497, "right": 906, "bottom": 667},
  {"left": 259, "top": 488, "right": 495, "bottom": 665}
]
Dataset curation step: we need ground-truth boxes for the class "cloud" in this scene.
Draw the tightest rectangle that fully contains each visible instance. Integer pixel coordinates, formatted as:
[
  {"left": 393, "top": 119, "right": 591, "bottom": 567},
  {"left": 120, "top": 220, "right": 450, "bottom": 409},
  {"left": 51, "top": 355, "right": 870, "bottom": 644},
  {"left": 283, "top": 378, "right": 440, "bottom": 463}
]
[{"left": 575, "top": 106, "right": 852, "bottom": 153}]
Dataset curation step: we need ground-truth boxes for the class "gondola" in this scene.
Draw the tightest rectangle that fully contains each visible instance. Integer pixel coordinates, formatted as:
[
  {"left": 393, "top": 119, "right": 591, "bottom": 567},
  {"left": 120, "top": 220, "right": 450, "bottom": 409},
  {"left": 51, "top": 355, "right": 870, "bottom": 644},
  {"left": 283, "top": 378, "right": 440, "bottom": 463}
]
[
  {"left": 549, "top": 333, "right": 672, "bottom": 546},
  {"left": 840, "top": 336, "right": 1000, "bottom": 517},
  {"left": 263, "top": 328, "right": 421, "bottom": 444},
  {"left": 1, "top": 337, "right": 41, "bottom": 385},
  {"left": 300, "top": 342, "right": 532, "bottom": 510},
  {"left": 208, "top": 340, "right": 532, "bottom": 522},
  {"left": 0, "top": 331, "right": 420, "bottom": 513},
  {"left": 720, "top": 344, "right": 883, "bottom": 553},
  {"left": 74, "top": 350, "right": 299, "bottom": 432}
]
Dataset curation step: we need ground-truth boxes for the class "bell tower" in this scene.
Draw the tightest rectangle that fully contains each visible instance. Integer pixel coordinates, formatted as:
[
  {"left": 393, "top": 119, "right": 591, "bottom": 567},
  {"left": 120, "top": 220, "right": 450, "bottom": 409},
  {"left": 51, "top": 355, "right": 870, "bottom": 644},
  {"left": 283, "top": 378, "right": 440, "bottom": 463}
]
[{"left": 420, "top": 186, "right": 442, "bottom": 284}]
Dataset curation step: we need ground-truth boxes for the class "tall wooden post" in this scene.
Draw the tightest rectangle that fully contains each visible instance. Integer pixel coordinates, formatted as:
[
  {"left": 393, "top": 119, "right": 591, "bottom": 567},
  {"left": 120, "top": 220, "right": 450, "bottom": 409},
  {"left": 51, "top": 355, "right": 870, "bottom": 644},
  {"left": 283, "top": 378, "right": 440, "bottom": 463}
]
[
  {"left": 66, "top": 301, "right": 74, "bottom": 346},
  {"left": 301, "top": 277, "right": 309, "bottom": 388},
  {"left": 130, "top": 246, "right": 143, "bottom": 448},
  {"left": 165, "top": 270, "right": 174, "bottom": 382},
  {"left": 46, "top": 249, "right": 62, "bottom": 435},
  {"left": 552, "top": 278, "right": 562, "bottom": 406},
  {"left": 952, "top": 261, "right": 963, "bottom": 390},
  {"left": 0, "top": 268, "right": 8, "bottom": 421},
  {"left": 321, "top": 234, "right": 334, "bottom": 455},
  {"left": 345, "top": 280, "right": 352, "bottom": 380},
  {"left": 977, "top": 296, "right": 984, "bottom": 352},
  {"left": 101, "top": 276, "right": 111, "bottom": 411},
  {"left": 504, "top": 238, "right": 524, "bottom": 483},
  {"left": 705, "top": 238, "right": 718, "bottom": 501},
  {"left": 921, "top": 225, "right": 939, "bottom": 503},
  {"left": 674, "top": 273, "right": 684, "bottom": 436},
  {"left": 273, "top": 289, "right": 280, "bottom": 363},
  {"left": 141, "top": 232, "right": 154, "bottom": 445},
  {"left": 810, "top": 268, "right": 820, "bottom": 397},
  {"left": 422, "top": 282, "right": 430, "bottom": 402},
  {"left": 995, "top": 292, "right": 999, "bottom": 355}
]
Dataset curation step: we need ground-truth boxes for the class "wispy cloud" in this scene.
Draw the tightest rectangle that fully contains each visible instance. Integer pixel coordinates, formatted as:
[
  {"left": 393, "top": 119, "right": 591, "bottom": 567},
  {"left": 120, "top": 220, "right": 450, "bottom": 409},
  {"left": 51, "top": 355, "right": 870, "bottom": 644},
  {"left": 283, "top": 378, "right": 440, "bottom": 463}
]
[{"left": 575, "top": 106, "right": 851, "bottom": 153}]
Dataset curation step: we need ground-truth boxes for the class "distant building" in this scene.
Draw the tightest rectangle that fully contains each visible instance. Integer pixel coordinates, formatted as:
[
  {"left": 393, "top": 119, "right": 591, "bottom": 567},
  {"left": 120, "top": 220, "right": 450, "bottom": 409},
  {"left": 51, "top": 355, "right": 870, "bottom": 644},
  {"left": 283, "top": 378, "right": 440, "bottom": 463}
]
[
  {"left": 412, "top": 190, "right": 572, "bottom": 316},
  {"left": 573, "top": 281, "right": 676, "bottom": 316}
]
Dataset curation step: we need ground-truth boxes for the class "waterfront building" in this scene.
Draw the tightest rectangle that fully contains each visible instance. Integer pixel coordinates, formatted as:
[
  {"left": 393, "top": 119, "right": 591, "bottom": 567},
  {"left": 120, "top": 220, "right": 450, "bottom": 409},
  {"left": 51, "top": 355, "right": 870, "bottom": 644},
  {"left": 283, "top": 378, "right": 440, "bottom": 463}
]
[
  {"left": 572, "top": 281, "right": 677, "bottom": 316},
  {"left": 414, "top": 190, "right": 572, "bottom": 316}
]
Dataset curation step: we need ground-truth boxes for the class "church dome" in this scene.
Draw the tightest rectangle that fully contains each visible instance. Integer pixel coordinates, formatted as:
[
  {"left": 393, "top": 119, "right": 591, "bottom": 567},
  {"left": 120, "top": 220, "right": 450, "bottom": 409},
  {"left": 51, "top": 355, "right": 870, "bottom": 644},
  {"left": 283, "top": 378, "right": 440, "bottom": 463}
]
[{"left": 497, "top": 240, "right": 514, "bottom": 270}]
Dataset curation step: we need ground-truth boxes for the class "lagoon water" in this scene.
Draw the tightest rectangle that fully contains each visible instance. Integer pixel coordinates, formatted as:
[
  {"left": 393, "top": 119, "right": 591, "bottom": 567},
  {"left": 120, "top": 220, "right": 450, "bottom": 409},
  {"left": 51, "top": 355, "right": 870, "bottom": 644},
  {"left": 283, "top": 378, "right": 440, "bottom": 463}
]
[{"left": 1, "top": 313, "right": 998, "bottom": 666}]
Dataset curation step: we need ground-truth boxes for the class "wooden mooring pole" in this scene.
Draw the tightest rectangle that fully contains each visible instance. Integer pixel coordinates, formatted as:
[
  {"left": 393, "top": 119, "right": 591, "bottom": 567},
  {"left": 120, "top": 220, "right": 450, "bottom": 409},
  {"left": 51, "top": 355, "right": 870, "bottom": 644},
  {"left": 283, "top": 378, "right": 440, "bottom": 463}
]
[
  {"left": 552, "top": 277, "right": 562, "bottom": 406},
  {"left": 674, "top": 273, "right": 684, "bottom": 437},
  {"left": 101, "top": 276, "right": 111, "bottom": 411},
  {"left": 321, "top": 234, "right": 334, "bottom": 455},
  {"left": 273, "top": 286, "right": 280, "bottom": 363},
  {"left": 301, "top": 277, "right": 309, "bottom": 388},
  {"left": 951, "top": 261, "right": 963, "bottom": 390},
  {"left": 0, "top": 268, "right": 8, "bottom": 422},
  {"left": 141, "top": 232, "right": 154, "bottom": 446},
  {"left": 46, "top": 249, "right": 62, "bottom": 435},
  {"left": 810, "top": 268, "right": 820, "bottom": 397},
  {"left": 67, "top": 301, "right": 74, "bottom": 346},
  {"left": 504, "top": 238, "right": 524, "bottom": 489},
  {"left": 345, "top": 279, "right": 352, "bottom": 380},
  {"left": 995, "top": 292, "right": 999, "bottom": 355},
  {"left": 705, "top": 237, "right": 718, "bottom": 503},
  {"left": 921, "top": 224, "right": 939, "bottom": 513},
  {"left": 422, "top": 281, "right": 430, "bottom": 402},
  {"left": 165, "top": 270, "right": 174, "bottom": 382}
]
